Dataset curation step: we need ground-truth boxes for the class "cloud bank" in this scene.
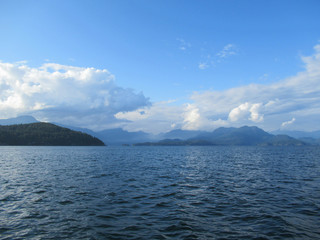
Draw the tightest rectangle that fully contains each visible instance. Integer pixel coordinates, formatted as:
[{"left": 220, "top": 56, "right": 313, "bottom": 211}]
[
  {"left": 1, "top": 44, "right": 320, "bottom": 133},
  {"left": 117, "top": 44, "right": 320, "bottom": 133},
  {"left": 0, "top": 62, "right": 149, "bottom": 130}
]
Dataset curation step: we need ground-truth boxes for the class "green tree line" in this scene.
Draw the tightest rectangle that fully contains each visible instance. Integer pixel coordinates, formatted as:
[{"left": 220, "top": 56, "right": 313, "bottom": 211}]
[{"left": 0, "top": 123, "right": 105, "bottom": 146}]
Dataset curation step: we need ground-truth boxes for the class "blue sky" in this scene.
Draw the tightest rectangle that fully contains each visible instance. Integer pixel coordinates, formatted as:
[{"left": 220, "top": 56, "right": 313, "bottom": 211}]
[{"left": 1, "top": 0, "right": 320, "bottom": 133}]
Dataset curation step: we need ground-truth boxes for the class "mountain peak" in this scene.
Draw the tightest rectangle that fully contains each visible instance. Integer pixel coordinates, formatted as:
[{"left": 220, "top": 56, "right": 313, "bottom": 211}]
[{"left": 0, "top": 115, "right": 39, "bottom": 125}]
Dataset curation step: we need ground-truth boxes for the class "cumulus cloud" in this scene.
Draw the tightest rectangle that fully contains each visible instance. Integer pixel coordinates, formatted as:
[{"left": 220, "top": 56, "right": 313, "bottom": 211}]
[
  {"left": 182, "top": 103, "right": 228, "bottom": 130},
  {"left": 115, "top": 101, "right": 183, "bottom": 134},
  {"left": 115, "top": 101, "right": 228, "bottom": 134},
  {"left": 228, "top": 102, "right": 264, "bottom": 123},
  {"left": 182, "top": 104, "right": 201, "bottom": 130},
  {"left": 0, "top": 62, "right": 149, "bottom": 130}
]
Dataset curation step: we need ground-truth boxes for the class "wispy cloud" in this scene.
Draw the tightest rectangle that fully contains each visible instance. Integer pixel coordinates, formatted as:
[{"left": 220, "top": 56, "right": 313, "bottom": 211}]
[
  {"left": 281, "top": 117, "right": 296, "bottom": 128},
  {"left": 198, "top": 62, "right": 209, "bottom": 70},
  {"left": 177, "top": 38, "right": 191, "bottom": 51},
  {"left": 216, "top": 44, "right": 237, "bottom": 58},
  {"left": 198, "top": 44, "right": 237, "bottom": 70}
]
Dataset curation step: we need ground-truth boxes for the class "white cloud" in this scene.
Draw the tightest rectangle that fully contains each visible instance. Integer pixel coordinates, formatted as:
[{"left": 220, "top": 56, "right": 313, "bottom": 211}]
[
  {"left": 198, "top": 62, "right": 209, "bottom": 70},
  {"left": 228, "top": 102, "right": 264, "bottom": 123},
  {"left": 182, "top": 104, "right": 201, "bottom": 130},
  {"left": 281, "top": 117, "right": 296, "bottom": 128},
  {"left": 249, "top": 103, "right": 264, "bottom": 122},
  {"left": 182, "top": 103, "right": 228, "bottom": 130},
  {"left": 115, "top": 101, "right": 183, "bottom": 134},
  {"left": 177, "top": 38, "right": 191, "bottom": 51},
  {"left": 115, "top": 100, "right": 229, "bottom": 134},
  {"left": 217, "top": 44, "right": 237, "bottom": 58},
  {"left": 0, "top": 62, "right": 149, "bottom": 130},
  {"left": 198, "top": 44, "right": 237, "bottom": 70}
]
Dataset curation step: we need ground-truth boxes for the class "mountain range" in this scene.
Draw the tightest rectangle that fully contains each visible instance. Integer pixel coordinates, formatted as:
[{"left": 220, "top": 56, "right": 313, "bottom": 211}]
[
  {"left": 135, "top": 126, "right": 306, "bottom": 146},
  {"left": 1, "top": 115, "right": 319, "bottom": 146}
]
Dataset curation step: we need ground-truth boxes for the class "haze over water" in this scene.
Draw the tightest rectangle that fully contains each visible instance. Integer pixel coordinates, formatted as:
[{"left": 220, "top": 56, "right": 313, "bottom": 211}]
[{"left": 1, "top": 146, "right": 319, "bottom": 239}]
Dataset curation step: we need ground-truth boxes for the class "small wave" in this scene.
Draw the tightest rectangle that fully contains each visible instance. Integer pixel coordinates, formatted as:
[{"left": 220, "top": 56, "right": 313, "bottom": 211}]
[
  {"left": 163, "top": 221, "right": 193, "bottom": 232},
  {"left": 162, "top": 192, "right": 176, "bottom": 197},
  {"left": 132, "top": 194, "right": 147, "bottom": 199},
  {"left": 123, "top": 225, "right": 142, "bottom": 231},
  {"left": 107, "top": 192, "right": 117, "bottom": 197},
  {"left": 154, "top": 201, "right": 171, "bottom": 208},
  {"left": 0, "top": 227, "right": 11, "bottom": 234},
  {"left": 58, "top": 200, "right": 73, "bottom": 205},
  {"left": 34, "top": 190, "right": 46, "bottom": 194},
  {"left": 96, "top": 214, "right": 117, "bottom": 220}
]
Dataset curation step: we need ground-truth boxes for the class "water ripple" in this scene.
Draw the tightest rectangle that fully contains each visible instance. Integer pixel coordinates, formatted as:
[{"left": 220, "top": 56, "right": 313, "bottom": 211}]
[{"left": 0, "top": 146, "right": 320, "bottom": 239}]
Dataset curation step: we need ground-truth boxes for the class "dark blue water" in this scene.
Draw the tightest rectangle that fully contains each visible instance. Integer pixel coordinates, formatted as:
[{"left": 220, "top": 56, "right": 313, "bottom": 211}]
[{"left": 0, "top": 146, "right": 320, "bottom": 239}]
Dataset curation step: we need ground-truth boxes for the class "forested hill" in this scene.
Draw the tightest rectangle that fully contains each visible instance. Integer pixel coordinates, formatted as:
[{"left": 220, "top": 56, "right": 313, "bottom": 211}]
[{"left": 0, "top": 122, "right": 105, "bottom": 146}]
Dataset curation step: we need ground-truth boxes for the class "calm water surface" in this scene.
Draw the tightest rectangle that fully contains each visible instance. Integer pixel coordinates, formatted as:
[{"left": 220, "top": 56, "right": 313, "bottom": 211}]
[{"left": 0, "top": 146, "right": 319, "bottom": 239}]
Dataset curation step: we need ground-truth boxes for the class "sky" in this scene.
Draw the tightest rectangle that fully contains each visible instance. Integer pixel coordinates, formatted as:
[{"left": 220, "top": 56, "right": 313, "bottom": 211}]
[{"left": 1, "top": 0, "right": 320, "bottom": 133}]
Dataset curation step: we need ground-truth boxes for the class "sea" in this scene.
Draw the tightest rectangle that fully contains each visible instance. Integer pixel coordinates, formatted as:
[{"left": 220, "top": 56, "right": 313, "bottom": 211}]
[{"left": 0, "top": 146, "right": 319, "bottom": 240}]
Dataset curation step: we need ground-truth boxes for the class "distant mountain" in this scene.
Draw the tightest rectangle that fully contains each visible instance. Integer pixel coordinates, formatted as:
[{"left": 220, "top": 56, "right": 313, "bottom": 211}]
[
  {"left": 95, "top": 128, "right": 154, "bottom": 145},
  {"left": 0, "top": 122, "right": 105, "bottom": 146},
  {"left": 271, "top": 130, "right": 320, "bottom": 139},
  {"left": 135, "top": 126, "right": 306, "bottom": 146},
  {"left": 262, "top": 134, "right": 306, "bottom": 146},
  {"left": 0, "top": 115, "right": 39, "bottom": 125},
  {"left": 53, "top": 123, "right": 98, "bottom": 137},
  {"left": 0, "top": 116, "right": 313, "bottom": 146},
  {"left": 134, "top": 138, "right": 214, "bottom": 146},
  {"left": 190, "top": 126, "right": 273, "bottom": 145},
  {"left": 298, "top": 137, "right": 320, "bottom": 145},
  {"left": 158, "top": 129, "right": 206, "bottom": 140}
]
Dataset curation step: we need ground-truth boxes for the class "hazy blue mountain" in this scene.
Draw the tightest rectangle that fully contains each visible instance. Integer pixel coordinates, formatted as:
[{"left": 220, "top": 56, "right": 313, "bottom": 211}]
[
  {"left": 53, "top": 123, "right": 98, "bottom": 137},
  {"left": 136, "top": 126, "right": 306, "bottom": 146},
  {"left": 95, "top": 128, "right": 154, "bottom": 145},
  {"left": 271, "top": 130, "right": 320, "bottom": 139},
  {"left": 298, "top": 137, "right": 320, "bottom": 145},
  {"left": 52, "top": 125, "right": 154, "bottom": 145},
  {"left": 134, "top": 139, "right": 214, "bottom": 146},
  {"left": 190, "top": 126, "right": 273, "bottom": 145},
  {"left": 262, "top": 134, "right": 306, "bottom": 146},
  {"left": 158, "top": 129, "right": 206, "bottom": 140},
  {"left": 0, "top": 115, "right": 39, "bottom": 125}
]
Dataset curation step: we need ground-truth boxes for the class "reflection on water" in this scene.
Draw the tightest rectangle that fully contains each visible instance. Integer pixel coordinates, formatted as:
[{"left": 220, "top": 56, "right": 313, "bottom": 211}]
[{"left": 0, "top": 146, "right": 320, "bottom": 239}]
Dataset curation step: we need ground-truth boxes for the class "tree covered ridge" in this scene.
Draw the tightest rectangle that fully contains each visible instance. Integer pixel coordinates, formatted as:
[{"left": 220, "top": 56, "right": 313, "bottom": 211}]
[{"left": 0, "top": 122, "right": 105, "bottom": 146}]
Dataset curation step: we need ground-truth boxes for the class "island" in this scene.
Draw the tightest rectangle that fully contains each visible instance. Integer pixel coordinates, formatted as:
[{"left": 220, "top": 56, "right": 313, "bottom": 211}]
[{"left": 0, "top": 122, "right": 105, "bottom": 146}]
